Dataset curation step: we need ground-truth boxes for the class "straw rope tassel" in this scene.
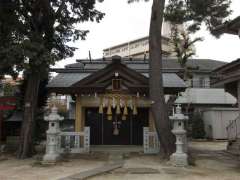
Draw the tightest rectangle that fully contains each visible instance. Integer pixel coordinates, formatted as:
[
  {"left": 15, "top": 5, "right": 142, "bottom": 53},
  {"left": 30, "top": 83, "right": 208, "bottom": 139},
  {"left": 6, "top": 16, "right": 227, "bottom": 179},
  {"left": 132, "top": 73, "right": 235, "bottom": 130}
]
[{"left": 98, "top": 97, "right": 103, "bottom": 114}]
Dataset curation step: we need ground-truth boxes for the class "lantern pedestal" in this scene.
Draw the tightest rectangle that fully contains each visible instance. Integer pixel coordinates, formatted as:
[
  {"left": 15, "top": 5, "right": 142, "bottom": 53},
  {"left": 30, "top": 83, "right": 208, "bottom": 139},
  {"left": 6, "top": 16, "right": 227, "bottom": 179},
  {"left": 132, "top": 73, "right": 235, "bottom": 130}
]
[
  {"left": 170, "top": 129, "right": 188, "bottom": 166},
  {"left": 43, "top": 106, "right": 64, "bottom": 164},
  {"left": 169, "top": 105, "right": 188, "bottom": 167}
]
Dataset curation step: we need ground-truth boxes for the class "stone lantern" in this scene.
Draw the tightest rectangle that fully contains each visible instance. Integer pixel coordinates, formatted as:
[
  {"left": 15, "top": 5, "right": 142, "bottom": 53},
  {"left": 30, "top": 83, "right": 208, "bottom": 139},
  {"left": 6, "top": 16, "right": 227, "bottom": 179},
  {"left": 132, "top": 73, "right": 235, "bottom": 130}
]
[
  {"left": 169, "top": 104, "right": 188, "bottom": 166},
  {"left": 43, "top": 106, "right": 64, "bottom": 163}
]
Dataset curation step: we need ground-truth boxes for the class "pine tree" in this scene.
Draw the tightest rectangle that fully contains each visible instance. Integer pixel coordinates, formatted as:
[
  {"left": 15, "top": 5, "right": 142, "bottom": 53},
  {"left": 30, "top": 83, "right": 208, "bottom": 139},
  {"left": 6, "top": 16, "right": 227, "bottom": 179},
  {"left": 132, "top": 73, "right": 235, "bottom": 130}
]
[{"left": 130, "top": 0, "right": 231, "bottom": 158}]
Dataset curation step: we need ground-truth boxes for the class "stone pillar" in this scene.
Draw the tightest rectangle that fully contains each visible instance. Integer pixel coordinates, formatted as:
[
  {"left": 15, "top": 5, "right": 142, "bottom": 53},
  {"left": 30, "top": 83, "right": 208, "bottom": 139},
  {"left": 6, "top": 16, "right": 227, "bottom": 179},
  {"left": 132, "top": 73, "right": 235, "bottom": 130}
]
[
  {"left": 43, "top": 106, "right": 64, "bottom": 164},
  {"left": 169, "top": 104, "right": 188, "bottom": 167}
]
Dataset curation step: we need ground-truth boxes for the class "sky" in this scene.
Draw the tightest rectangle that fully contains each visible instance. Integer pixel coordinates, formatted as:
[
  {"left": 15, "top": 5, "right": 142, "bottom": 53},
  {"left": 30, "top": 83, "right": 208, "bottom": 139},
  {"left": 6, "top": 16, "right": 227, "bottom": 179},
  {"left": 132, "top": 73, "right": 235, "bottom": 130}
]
[{"left": 55, "top": 0, "right": 240, "bottom": 68}]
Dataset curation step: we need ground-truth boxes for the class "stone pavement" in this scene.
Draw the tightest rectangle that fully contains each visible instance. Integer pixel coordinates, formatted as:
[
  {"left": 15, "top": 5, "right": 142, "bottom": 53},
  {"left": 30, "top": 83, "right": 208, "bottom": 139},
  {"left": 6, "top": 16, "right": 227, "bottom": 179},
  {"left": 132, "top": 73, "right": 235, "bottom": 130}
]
[
  {"left": 59, "top": 162, "right": 123, "bottom": 180},
  {"left": 0, "top": 141, "right": 240, "bottom": 180}
]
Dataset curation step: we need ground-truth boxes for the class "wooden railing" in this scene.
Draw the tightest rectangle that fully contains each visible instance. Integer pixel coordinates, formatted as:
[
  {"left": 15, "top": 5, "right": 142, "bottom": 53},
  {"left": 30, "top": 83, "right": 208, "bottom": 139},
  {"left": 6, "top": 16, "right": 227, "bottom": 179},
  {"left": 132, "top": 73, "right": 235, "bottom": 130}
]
[
  {"left": 227, "top": 116, "right": 240, "bottom": 141},
  {"left": 58, "top": 127, "right": 90, "bottom": 153},
  {"left": 143, "top": 127, "right": 160, "bottom": 154}
]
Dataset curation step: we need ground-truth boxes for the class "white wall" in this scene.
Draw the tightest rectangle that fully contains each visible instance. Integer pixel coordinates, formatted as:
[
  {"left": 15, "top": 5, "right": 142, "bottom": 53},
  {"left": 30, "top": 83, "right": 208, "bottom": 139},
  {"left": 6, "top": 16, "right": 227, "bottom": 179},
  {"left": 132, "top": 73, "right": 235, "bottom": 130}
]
[
  {"left": 202, "top": 108, "right": 239, "bottom": 139},
  {"left": 176, "top": 88, "right": 236, "bottom": 105}
]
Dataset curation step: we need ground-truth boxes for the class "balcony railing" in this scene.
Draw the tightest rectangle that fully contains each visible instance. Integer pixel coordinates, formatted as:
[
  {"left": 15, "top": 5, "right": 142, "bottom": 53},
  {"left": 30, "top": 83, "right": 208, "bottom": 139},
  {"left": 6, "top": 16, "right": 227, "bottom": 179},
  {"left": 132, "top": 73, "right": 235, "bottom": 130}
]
[{"left": 186, "top": 79, "right": 211, "bottom": 88}]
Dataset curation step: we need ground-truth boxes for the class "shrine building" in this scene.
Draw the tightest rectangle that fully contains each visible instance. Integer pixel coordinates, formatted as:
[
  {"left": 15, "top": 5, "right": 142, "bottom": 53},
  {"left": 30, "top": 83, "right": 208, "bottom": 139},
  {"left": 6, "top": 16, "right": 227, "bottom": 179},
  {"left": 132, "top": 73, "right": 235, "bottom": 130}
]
[{"left": 48, "top": 56, "right": 185, "bottom": 148}]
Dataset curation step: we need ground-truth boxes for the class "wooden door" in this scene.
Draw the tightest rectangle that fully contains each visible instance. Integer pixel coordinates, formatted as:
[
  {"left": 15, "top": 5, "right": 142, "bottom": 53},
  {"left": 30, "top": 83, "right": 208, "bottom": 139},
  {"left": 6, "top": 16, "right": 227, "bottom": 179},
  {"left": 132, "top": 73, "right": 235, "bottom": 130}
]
[{"left": 85, "top": 108, "right": 149, "bottom": 145}]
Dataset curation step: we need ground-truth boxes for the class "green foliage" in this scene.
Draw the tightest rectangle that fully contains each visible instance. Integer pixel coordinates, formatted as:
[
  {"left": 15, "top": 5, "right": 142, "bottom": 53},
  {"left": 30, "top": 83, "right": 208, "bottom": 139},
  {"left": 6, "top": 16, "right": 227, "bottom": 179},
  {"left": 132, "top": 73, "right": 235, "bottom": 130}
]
[
  {"left": 0, "top": 0, "right": 105, "bottom": 77},
  {"left": 171, "top": 27, "right": 203, "bottom": 67},
  {"left": 165, "top": 0, "right": 232, "bottom": 33},
  {"left": 192, "top": 112, "right": 206, "bottom": 139},
  {"left": 129, "top": 0, "right": 231, "bottom": 34},
  {"left": 164, "top": 0, "right": 231, "bottom": 80},
  {"left": 170, "top": 26, "right": 203, "bottom": 80}
]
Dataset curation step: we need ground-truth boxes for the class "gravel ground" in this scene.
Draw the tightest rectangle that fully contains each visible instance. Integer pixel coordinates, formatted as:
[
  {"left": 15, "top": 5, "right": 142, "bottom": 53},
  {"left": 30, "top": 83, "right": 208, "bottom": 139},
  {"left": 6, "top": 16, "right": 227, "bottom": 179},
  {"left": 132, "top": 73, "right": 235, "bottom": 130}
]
[{"left": 0, "top": 141, "right": 240, "bottom": 180}]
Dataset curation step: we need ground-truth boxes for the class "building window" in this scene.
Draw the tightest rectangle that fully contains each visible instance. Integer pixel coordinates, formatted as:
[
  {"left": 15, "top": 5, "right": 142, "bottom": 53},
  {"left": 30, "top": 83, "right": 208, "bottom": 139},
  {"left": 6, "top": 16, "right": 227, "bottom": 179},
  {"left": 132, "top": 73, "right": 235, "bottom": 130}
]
[{"left": 112, "top": 79, "right": 121, "bottom": 91}]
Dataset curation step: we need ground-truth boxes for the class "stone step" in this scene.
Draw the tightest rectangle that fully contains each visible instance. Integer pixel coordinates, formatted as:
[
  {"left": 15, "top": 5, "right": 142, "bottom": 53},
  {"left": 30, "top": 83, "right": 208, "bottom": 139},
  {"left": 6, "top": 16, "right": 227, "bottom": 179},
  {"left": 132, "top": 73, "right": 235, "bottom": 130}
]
[
  {"left": 227, "top": 143, "right": 240, "bottom": 153},
  {"left": 108, "top": 152, "right": 124, "bottom": 163},
  {"left": 59, "top": 162, "right": 123, "bottom": 180},
  {"left": 228, "top": 143, "right": 240, "bottom": 148},
  {"left": 226, "top": 149, "right": 240, "bottom": 156},
  {"left": 231, "top": 143, "right": 240, "bottom": 146},
  {"left": 229, "top": 140, "right": 240, "bottom": 144}
]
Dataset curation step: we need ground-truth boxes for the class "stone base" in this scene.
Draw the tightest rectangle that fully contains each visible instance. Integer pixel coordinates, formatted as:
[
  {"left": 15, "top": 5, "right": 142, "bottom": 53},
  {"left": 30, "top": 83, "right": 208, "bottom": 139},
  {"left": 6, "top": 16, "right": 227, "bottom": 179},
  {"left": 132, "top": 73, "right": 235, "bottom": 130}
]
[
  {"left": 43, "top": 153, "right": 61, "bottom": 164},
  {"left": 170, "top": 152, "right": 188, "bottom": 167}
]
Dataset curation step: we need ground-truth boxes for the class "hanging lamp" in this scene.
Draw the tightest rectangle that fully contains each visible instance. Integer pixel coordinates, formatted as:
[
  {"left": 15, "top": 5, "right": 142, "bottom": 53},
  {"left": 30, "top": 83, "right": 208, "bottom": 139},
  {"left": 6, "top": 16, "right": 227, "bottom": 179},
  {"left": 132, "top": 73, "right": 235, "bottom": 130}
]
[
  {"left": 133, "top": 105, "right": 138, "bottom": 115},
  {"left": 133, "top": 98, "right": 138, "bottom": 115}
]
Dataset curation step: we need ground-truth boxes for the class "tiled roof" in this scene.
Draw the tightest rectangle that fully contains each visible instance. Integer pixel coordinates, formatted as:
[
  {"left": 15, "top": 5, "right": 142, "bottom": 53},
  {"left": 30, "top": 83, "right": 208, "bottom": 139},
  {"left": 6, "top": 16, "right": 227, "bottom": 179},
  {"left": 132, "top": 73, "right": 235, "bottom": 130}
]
[
  {"left": 63, "top": 58, "right": 226, "bottom": 72},
  {"left": 48, "top": 73, "right": 90, "bottom": 88},
  {"left": 48, "top": 72, "right": 185, "bottom": 88},
  {"left": 48, "top": 58, "right": 225, "bottom": 89}
]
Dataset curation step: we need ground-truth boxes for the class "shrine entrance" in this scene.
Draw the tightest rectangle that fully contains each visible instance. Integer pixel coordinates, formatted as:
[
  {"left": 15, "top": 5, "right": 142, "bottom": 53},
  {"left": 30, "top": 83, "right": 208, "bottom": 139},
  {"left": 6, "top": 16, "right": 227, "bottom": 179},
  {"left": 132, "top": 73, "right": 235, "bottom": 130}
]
[{"left": 85, "top": 108, "right": 148, "bottom": 145}]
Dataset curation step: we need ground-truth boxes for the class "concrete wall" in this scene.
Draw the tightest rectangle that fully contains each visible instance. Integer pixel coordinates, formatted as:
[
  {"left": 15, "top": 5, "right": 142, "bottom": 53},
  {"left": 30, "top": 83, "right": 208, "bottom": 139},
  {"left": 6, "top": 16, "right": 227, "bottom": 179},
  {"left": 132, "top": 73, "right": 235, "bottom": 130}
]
[
  {"left": 202, "top": 108, "right": 239, "bottom": 139},
  {"left": 176, "top": 88, "right": 237, "bottom": 105}
]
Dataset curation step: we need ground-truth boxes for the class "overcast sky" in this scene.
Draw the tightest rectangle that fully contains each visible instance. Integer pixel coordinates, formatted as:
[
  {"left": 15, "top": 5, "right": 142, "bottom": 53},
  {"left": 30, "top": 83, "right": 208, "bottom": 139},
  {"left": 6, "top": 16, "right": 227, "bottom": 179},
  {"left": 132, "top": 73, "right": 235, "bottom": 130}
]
[{"left": 56, "top": 0, "right": 240, "bottom": 68}]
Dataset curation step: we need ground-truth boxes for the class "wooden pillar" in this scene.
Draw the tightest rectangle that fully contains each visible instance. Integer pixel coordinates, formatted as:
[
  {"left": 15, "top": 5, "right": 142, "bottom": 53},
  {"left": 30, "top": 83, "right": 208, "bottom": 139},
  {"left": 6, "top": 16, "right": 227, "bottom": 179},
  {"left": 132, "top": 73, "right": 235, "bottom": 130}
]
[
  {"left": 238, "top": 80, "right": 240, "bottom": 115},
  {"left": 75, "top": 96, "right": 83, "bottom": 132}
]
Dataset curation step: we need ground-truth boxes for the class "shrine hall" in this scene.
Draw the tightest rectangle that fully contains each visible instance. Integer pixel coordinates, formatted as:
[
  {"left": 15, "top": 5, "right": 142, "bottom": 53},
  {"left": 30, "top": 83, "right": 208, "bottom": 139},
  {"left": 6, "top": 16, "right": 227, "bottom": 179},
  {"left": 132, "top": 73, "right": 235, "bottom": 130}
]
[{"left": 47, "top": 56, "right": 186, "bottom": 151}]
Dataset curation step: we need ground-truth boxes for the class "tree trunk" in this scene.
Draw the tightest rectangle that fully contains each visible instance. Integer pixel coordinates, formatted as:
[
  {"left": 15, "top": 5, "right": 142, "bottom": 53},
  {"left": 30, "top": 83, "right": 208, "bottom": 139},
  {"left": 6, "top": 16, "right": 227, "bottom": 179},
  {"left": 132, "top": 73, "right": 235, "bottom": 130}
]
[
  {"left": 149, "top": 0, "right": 175, "bottom": 158},
  {"left": 17, "top": 72, "right": 40, "bottom": 159},
  {"left": 183, "top": 65, "right": 188, "bottom": 81},
  {"left": 238, "top": 80, "right": 240, "bottom": 118}
]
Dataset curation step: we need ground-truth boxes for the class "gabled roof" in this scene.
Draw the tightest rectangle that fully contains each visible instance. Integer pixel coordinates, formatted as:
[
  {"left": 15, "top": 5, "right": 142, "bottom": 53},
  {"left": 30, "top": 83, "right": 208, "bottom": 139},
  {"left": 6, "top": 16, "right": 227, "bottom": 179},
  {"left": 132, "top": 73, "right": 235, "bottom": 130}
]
[
  {"left": 213, "top": 58, "right": 240, "bottom": 74},
  {"left": 212, "top": 58, "right": 240, "bottom": 88},
  {"left": 71, "top": 57, "right": 148, "bottom": 93},
  {"left": 48, "top": 56, "right": 186, "bottom": 94}
]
